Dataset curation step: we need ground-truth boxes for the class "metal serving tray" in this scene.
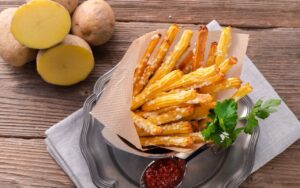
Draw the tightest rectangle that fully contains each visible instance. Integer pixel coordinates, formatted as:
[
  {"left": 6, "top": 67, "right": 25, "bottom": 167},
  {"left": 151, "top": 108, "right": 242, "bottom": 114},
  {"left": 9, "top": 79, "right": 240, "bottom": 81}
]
[{"left": 80, "top": 68, "right": 259, "bottom": 188}]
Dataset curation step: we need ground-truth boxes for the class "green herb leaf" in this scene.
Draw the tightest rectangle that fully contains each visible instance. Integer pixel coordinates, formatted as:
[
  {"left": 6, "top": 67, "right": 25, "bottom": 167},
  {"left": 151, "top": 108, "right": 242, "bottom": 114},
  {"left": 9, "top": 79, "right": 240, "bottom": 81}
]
[
  {"left": 202, "top": 99, "right": 238, "bottom": 148},
  {"left": 244, "top": 99, "right": 281, "bottom": 133},
  {"left": 244, "top": 113, "right": 258, "bottom": 134},
  {"left": 214, "top": 99, "right": 238, "bottom": 132},
  {"left": 201, "top": 98, "right": 281, "bottom": 148}
]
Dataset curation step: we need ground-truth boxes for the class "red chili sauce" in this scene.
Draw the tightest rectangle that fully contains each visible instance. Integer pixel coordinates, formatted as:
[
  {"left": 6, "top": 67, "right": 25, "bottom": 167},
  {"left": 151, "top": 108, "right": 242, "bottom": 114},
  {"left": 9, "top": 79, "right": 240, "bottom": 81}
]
[{"left": 143, "top": 158, "right": 186, "bottom": 188}]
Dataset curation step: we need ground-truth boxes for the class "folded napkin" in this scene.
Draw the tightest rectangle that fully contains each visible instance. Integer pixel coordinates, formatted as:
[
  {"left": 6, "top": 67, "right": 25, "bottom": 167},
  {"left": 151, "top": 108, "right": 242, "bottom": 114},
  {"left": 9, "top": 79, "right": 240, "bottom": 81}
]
[{"left": 45, "top": 20, "right": 300, "bottom": 188}]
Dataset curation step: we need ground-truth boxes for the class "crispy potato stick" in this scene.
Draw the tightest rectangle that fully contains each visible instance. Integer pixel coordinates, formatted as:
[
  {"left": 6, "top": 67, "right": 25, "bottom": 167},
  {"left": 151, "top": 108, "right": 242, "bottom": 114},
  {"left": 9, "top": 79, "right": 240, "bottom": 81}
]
[
  {"left": 153, "top": 88, "right": 187, "bottom": 98},
  {"left": 131, "top": 70, "right": 183, "bottom": 110},
  {"left": 199, "top": 77, "right": 242, "bottom": 93},
  {"left": 191, "top": 121, "right": 200, "bottom": 131},
  {"left": 219, "top": 57, "right": 237, "bottom": 74},
  {"left": 232, "top": 82, "right": 253, "bottom": 101},
  {"left": 142, "top": 89, "right": 198, "bottom": 111},
  {"left": 136, "top": 25, "right": 180, "bottom": 94},
  {"left": 133, "top": 33, "right": 162, "bottom": 96},
  {"left": 176, "top": 133, "right": 205, "bottom": 143},
  {"left": 148, "top": 104, "right": 189, "bottom": 115},
  {"left": 215, "top": 27, "right": 232, "bottom": 66},
  {"left": 147, "top": 30, "right": 194, "bottom": 87},
  {"left": 186, "top": 94, "right": 213, "bottom": 104},
  {"left": 182, "top": 64, "right": 192, "bottom": 74},
  {"left": 165, "top": 65, "right": 220, "bottom": 90},
  {"left": 188, "top": 73, "right": 225, "bottom": 89},
  {"left": 136, "top": 111, "right": 158, "bottom": 119},
  {"left": 192, "top": 26, "right": 208, "bottom": 70},
  {"left": 177, "top": 50, "right": 193, "bottom": 71},
  {"left": 136, "top": 121, "right": 193, "bottom": 136},
  {"left": 131, "top": 111, "right": 162, "bottom": 135},
  {"left": 147, "top": 106, "right": 194, "bottom": 125},
  {"left": 185, "top": 102, "right": 216, "bottom": 120},
  {"left": 205, "top": 42, "right": 218, "bottom": 67},
  {"left": 140, "top": 136, "right": 194, "bottom": 147}
]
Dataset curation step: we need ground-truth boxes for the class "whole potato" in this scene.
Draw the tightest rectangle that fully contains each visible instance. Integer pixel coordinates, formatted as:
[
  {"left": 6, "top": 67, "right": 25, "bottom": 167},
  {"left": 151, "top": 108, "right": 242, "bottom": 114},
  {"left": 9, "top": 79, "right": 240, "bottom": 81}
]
[
  {"left": 0, "top": 8, "right": 37, "bottom": 67},
  {"left": 71, "top": 0, "right": 115, "bottom": 46},
  {"left": 26, "top": 0, "right": 78, "bottom": 14}
]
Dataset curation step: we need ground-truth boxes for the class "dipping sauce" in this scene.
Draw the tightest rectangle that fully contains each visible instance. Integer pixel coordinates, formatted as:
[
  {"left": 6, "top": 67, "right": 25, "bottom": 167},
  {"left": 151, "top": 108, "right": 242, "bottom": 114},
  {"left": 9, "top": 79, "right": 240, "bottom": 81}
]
[{"left": 143, "top": 158, "right": 186, "bottom": 188}]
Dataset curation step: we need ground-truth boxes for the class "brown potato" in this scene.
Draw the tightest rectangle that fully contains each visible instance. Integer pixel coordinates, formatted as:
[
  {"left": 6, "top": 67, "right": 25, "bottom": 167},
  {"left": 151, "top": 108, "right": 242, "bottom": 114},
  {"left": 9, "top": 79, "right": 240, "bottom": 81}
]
[
  {"left": 0, "top": 8, "right": 37, "bottom": 67},
  {"left": 71, "top": 0, "right": 115, "bottom": 46}
]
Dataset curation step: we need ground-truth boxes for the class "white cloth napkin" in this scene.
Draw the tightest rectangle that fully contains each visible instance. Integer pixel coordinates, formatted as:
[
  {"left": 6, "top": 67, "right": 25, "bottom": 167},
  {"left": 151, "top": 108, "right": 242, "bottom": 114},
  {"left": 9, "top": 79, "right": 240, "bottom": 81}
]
[{"left": 45, "top": 20, "right": 300, "bottom": 188}]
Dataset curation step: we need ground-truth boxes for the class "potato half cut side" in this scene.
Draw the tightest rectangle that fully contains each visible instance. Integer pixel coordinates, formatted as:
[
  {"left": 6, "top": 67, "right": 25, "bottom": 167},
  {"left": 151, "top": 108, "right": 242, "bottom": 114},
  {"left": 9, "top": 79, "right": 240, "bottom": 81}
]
[
  {"left": 11, "top": 0, "right": 71, "bottom": 49},
  {"left": 37, "top": 35, "right": 94, "bottom": 86}
]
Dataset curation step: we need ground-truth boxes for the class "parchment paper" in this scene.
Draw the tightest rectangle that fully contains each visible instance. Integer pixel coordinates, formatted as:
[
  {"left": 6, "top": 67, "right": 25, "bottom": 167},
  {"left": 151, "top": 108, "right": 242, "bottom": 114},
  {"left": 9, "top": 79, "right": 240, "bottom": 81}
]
[{"left": 91, "top": 27, "right": 249, "bottom": 156}]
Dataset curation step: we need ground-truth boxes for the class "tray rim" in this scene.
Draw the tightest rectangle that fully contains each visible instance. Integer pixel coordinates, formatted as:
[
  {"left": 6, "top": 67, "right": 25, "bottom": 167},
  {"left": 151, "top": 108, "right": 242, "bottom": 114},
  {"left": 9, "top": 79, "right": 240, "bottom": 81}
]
[{"left": 80, "top": 67, "right": 260, "bottom": 188}]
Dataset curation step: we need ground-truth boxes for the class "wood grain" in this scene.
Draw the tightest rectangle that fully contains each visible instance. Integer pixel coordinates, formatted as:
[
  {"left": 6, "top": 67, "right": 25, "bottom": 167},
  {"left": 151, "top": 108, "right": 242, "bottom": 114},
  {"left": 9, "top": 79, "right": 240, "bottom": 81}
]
[
  {"left": 0, "top": 0, "right": 299, "bottom": 28},
  {"left": 105, "top": 0, "right": 300, "bottom": 28},
  {"left": 0, "top": 138, "right": 73, "bottom": 187},
  {"left": 0, "top": 137, "right": 300, "bottom": 187},
  {"left": 0, "top": 22, "right": 299, "bottom": 138},
  {"left": 242, "top": 140, "right": 300, "bottom": 188}
]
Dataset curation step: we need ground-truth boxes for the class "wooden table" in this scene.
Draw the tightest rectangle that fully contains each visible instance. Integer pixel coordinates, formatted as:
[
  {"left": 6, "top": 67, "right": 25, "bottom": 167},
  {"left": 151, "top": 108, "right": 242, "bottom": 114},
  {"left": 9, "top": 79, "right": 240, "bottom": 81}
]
[{"left": 0, "top": 0, "right": 299, "bottom": 187}]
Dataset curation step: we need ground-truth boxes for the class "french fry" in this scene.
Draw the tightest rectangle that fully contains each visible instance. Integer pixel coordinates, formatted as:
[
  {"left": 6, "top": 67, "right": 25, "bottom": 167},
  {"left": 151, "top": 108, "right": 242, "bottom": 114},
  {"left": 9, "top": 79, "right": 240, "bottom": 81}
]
[
  {"left": 147, "top": 106, "right": 194, "bottom": 125},
  {"left": 187, "top": 72, "right": 225, "bottom": 89},
  {"left": 186, "top": 94, "right": 213, "bottom": 104},
  {"left": 136, "top": 24, "right": 180, "bottom": 95},
  {"left": 133, "top": 33, "right": 162, "bottom": 96},
  {"left": 232, "top": 82, "right": 253, "bottom": 101},
  {"left": 215, "top": 27, "right": 231, "bottom": 66},
  {"left": 175, "top": 133, "right": 205, "bottom": 143},
  {"left": 136, "top": 111, "right": 158, "bottom": 119},
  {"left": 192, "top": 26, "right": 208, "bottom": 70},
  {"left": 177, "top": 50, "right": 193, "bottom": 71},
  {"left": 164, "top": 65, "right": 220, "bottom": 90},
  {"left": 148, "top": 104, "right": 189, "bottom": 115},
  {"left": 147, "top": 30, "right": 194, "bottom": 87},
  {"left": 205, "top": 42, "right": 218, "bottom": 67},
  {"left": 131, "top": 70, "right": 183, "bottom": 110},
  {"left": 153, "top": 88, "right": 188, "bottom": 98},
  {"left": 140, "top": 136, "right": 194, "bottom": 147},
  {"left": 131, "top": 111, "right": 162, "bottom": 135},
  {"left": 182, "top": 64, "right": 192, "bottom": 74},
  {"left": 142, "top": 89, "right": 198, "bottom": 111},
  {"left": 186, "top": 93, "right": 213, "bottom": 104},
  {"left": 219, "top": 57, "right": 237, "bottom": 74},
  {"left": 199, "top": 77, "right": 242, "bottom": 94},
  {"left": 136, "top": 121, "right": 193, "bottom": 136},
  {"left": 190, "top": 121, "right": 200, "bottom": 131},
  {"left": 184, "top": 102, "right": 216, "bottom": 120}
]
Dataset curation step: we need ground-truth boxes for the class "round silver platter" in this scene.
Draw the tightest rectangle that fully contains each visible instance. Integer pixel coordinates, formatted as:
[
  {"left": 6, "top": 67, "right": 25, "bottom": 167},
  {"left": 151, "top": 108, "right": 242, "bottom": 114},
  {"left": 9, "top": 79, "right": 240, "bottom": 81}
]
[{"left": 80, "top": 67, "right": 259, "bottom": 188}]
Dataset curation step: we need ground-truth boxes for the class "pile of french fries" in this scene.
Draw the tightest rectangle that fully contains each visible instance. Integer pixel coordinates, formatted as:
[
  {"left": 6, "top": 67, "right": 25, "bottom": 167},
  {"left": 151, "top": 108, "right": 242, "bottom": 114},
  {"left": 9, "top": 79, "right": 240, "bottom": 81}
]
[{"left": 130, "top": 24, "right": 253, "bottom": 148}]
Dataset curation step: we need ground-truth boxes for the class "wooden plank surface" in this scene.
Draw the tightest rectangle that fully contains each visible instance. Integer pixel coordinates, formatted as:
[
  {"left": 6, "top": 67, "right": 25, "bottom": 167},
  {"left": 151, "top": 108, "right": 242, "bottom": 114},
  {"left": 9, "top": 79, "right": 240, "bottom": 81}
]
[
  {"left": 0, "top": 138, "right": 73, "bottom": 187},
  {"left": 0, "top": 0, "right": 299, "bottom": 187},
  {"left": 0, "top": 0, "right": 299, "bottom": 28},
  {"left": 0, "top": 137, "right": 300, "bottom": 187}
]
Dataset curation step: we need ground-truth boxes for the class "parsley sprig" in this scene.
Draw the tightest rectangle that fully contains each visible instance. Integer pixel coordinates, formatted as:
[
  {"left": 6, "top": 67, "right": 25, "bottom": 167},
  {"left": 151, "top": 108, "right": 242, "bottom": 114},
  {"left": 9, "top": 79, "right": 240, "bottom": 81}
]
[{"left": 202, "top": 98, "right": 281, "bottom": 148}]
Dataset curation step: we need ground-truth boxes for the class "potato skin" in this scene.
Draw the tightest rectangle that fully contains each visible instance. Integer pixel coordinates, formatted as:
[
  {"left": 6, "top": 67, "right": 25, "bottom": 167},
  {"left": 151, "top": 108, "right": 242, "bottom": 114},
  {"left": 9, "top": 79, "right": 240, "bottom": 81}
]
[
  {"left": 53, "top": 0, "right": 78, "bottom": 14},
  {"left": 27, "top": 0, "right": 78, "bottom": 14},
  {"left": 0, "top": 8, "right": 37, "bottom": 67},
  {"left": 71, "top": 0, "right": 115, "bottom": 46}
]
